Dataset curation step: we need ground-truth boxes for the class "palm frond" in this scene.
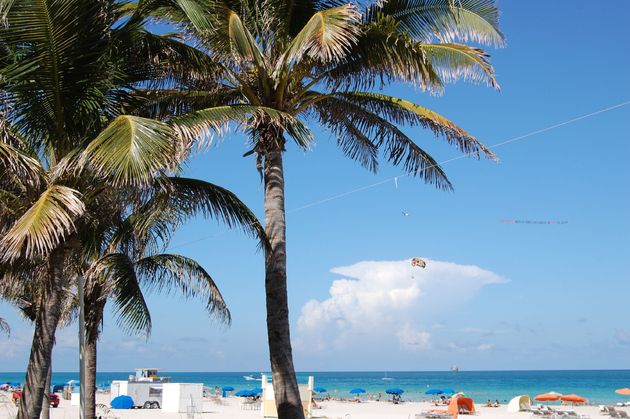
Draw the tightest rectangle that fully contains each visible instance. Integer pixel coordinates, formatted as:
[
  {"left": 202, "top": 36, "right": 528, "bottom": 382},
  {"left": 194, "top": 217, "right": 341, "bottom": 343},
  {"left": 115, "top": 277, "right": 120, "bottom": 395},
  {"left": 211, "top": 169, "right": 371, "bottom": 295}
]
[
  {"left": 0, "top": 316, "right": 9, "bottom": 336},
  {"left": 420, "top": 43, "right": 498, "bottom": 88},
  {"left": 164, "top": 176, "right": 266, "bottom": 241},
  {"left": 92, "top": 253, "right": 152, "bottom": 336},
  {"left": 82, "top": 115, "right": 179, "bottom": 187},
  {"left": 319, "top": 24, "right": 445, "bottom": 92},
  {"left": 0, "top": 185, "right": 85, "bottom": 261},
  {"left": 136, "top": 253, "right": 230, "bottom": 324},
  {"left": 1, "top": 0, "right": 116, "bottom": 150},
  {"left": 367, "top": 0, "right": 504, "bottom": 46},
  {"left": 0, "top": 138, "right": 43, "bottom": 183},
  {"left": 172, "top": 105, "right": 313, "bottom": 150},
  {"left": 279, "top": 4, "right": 360, "bottom": 68},
  {"left": 313, "top": 95, "right": 453, "bottom": 189},
  {"left": 334, "top": 92, "right": 496, "bottom": 159},
  {"left": 226, "top": 9, "right": 267, "bottom": 68}
]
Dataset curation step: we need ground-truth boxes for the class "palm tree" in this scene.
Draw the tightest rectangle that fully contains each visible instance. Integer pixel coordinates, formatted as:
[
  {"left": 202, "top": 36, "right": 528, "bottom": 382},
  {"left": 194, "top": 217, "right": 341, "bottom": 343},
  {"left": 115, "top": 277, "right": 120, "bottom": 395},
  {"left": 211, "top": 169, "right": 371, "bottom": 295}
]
[
  {"left": 141, "top": 0, "right": 504, "bottom": 416},
  {"left": 78, "top": 175, "right": 261, "bottom": 419},
  {"left": 0, "top": 268, "right": 76, "bottom": 419},
  {"left": 0, "top": 1, "right": 266, "bottom": 417}
]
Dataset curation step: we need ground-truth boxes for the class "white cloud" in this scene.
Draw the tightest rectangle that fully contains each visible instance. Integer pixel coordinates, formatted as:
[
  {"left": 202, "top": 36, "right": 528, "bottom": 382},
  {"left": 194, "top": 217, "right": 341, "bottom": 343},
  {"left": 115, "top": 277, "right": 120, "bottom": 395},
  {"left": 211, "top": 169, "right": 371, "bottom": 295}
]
[
  {"left": 447, "top": 342, "right": 496, "bottom": 352},
  {"left": 296, "top": 258, "right": 505, "bottom": 353},
  {"left": 615, "top": 330, "right": 630, "bottom": 346},
  {"left": 397, "top": 324, "right": 432, "bottom": 351}
]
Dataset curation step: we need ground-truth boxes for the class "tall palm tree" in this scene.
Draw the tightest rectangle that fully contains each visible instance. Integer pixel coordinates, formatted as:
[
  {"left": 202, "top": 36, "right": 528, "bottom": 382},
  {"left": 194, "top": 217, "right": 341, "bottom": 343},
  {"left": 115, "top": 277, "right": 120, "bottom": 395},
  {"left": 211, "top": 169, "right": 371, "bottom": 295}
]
[
  {"left": 78, "top": 174, "right": 260, "bottom": 419},
  {"left": 0, "top": 1, "right": 267, "bottom": 417},
  {"left": 0, "top": 268, "right": 76, "bottom": 419},
  {"left": 141, "top": 0, "right": 503, "bottom": 416}
]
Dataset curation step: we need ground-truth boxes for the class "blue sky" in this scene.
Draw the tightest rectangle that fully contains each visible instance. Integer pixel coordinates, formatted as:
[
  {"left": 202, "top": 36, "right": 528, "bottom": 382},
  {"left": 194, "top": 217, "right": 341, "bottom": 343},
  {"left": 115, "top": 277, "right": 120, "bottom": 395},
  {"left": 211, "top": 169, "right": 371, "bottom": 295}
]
[{"left": 1, "top": 0, "right": 629, "bottom": 373}]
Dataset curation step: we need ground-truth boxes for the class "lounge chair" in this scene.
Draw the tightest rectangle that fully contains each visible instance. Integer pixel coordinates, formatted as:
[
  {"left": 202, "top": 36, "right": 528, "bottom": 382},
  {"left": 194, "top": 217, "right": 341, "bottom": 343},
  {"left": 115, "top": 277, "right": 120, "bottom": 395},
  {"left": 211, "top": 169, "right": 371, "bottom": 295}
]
[
  {"left": 553, "top": 411, "right": 590, "bottom": 419},
  {"left": 601, "top": 406, "right": 617, "bottom": 415},
  {"left": 611, "top": 411, "right": 630, "bottom": 418},
  {"left": 96, "top": 403, "right": 120, "bottom": 419}
]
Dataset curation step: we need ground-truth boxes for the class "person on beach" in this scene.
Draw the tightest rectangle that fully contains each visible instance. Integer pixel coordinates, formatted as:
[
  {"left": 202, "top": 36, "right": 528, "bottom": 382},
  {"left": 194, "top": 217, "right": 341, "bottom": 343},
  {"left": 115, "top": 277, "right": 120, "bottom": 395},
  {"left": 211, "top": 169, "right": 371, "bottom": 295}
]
[{"left": 486, "top": 400, "right": 493, "bottom": 407}]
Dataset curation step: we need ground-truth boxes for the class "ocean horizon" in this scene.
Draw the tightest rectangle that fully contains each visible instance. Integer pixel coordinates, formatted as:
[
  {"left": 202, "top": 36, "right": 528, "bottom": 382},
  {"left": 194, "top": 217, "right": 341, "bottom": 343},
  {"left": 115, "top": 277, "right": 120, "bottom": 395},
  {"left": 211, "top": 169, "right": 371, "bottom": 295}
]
[{"left": 2, "top": 370, "right": 629, "bottom": 405}]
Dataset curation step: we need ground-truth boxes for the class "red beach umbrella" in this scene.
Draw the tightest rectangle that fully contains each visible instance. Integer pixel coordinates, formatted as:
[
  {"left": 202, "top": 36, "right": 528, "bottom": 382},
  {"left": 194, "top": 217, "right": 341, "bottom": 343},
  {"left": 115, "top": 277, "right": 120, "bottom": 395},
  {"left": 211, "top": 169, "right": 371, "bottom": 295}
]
[
  {"left": 534, "top": 393, "right": 561, "bottom": 402},
  {"left": 560, "top": 394, "right": 587, "bottom": 404},
  {"left": 616, "top": 388, "right": 630, "bottom": 395}
]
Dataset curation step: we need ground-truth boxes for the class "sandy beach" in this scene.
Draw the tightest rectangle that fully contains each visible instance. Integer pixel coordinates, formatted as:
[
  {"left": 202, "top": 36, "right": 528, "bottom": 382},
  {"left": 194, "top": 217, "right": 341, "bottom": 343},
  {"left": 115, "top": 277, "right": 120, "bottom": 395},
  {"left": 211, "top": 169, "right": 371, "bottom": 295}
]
[{"left": 0, "top": 393, "right": 620, "bottom": 419}]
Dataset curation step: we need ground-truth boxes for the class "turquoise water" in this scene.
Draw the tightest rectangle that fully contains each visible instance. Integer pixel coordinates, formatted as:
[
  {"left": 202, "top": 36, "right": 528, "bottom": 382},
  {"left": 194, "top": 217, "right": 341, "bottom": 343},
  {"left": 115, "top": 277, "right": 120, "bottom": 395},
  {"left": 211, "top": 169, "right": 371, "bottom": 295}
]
[{"left": 1, "top": 370, "right": 629, "bottom": 405}]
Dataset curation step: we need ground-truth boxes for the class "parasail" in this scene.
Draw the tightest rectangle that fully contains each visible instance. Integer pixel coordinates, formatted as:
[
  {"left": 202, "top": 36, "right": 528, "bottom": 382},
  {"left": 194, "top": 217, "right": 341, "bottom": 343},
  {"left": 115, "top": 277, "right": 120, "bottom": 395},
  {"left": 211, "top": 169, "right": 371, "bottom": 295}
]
[{"left": 411, "top": 258, "right": 426, "bottom": 268}]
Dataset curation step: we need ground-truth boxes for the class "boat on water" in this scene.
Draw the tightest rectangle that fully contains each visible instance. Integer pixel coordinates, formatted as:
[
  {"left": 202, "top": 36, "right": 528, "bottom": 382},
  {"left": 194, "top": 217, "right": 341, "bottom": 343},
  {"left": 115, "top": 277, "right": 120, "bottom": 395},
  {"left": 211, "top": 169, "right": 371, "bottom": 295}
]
[
  {"left": 243, "top": 374, "right": 262, "bottom": 381},
  {"left": 382, "top": 372, "right": 394, "bottom": 381},
  {"left": 451, "top": 365, "right": 459, "bottom": 374}
]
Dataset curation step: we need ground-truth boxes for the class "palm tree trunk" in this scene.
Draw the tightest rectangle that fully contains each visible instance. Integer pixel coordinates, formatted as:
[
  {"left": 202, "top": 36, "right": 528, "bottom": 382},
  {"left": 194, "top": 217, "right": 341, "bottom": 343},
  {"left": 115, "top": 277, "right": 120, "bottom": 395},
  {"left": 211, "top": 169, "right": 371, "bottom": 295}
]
[
  {"left": 84, "top": 336, "right": 97, "bottom": 419},
  {"left": 84, "top": 290, "right": 104, "bottom": 419},
  {"left": 41, "top": 363, "right": 52, "bottom": 419},
  {"left": 262, "top": 150, "right": 304, "bottom": 419},
  {"left": 18, "top": 246, "right": 67, "bottom": 419}
]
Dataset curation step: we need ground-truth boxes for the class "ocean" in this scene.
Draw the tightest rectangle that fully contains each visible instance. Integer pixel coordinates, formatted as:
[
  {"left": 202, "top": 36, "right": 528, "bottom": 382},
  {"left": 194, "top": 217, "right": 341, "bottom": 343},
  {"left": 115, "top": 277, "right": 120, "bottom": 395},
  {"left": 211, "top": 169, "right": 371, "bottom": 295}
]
[{"left": 1, "top": 370, "right": 628, "bottom": 405}]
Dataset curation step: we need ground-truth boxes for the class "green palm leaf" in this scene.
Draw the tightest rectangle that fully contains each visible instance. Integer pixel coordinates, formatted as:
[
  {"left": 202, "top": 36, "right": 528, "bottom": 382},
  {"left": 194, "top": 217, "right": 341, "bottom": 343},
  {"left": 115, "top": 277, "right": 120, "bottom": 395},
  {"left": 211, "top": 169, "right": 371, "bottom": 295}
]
[
  {"left": 313, "top": 95, "right": 452, "bottom": 189},
  {"left": 164, "top": 176, "right": 266, "bottom": 239},
  {"left": 172, "top": 105, "right": 313, "bottom": 150},
  {"left": 334, "top": 92, "right": 496, "bottom": 159},
  {"left": 92, "top": 253, "right": 152, "bottom": 336},
  {"left": 82, "top": 115, "right": 179, "bottom": 187},
  {"left": 279, "top": 4, "right": 361, "bottom": 68},
  {"left": 0, "top": 139, "right": 43, "bottom": 182},
  {"left": 227, "top": 9, "right": 267, "bottom": 68},
  {"left": 0, "top": 185, "right": 85, "bottom": 261},
  {"left": 0, "top": 316, "right": 9, "bottom": 336},
  {"left": 368, "top": 0, "right": 504, "bottom": 46},
  {"left": 136, "top": 253, "right": 230, "bottom": 323},
  {"left": 420, "top": 43, "right": 498, "bottom": 88}
]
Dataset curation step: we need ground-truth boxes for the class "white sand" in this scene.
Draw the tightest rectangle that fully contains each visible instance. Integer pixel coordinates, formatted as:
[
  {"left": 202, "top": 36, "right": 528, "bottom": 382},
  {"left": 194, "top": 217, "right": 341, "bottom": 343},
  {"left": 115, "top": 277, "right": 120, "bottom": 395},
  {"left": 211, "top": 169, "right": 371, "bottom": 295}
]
[{"left": 0, "top": 393, "right": 620, "bottom": 419}]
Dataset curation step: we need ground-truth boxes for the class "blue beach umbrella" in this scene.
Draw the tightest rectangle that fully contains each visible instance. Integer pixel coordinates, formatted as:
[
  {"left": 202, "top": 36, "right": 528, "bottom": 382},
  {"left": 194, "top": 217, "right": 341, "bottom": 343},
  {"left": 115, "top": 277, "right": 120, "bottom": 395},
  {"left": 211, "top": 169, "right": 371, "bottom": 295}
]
[
  {"left": 235, "top": 390, "right": 255, "bottom": 397},
  {"left": 350, "top": 388, "right": 366, "bottom": 395},
  {"left": 313, "top": 386, "right": 327, "bottom": 393},
  {"left": 222, "top": 386, "right": 234, "bottom": 391},
  {"left": 425, "top": 389, "right": 444, "bottom": 395},
  {"left": 111, "top": 395, "right": 134, "bottom": 409},
  {"left": 251, "top": 387, "right": 263, "bottom": 395},
  {"left": 386, "top": 388, "right": 404, "bottom": 395}
]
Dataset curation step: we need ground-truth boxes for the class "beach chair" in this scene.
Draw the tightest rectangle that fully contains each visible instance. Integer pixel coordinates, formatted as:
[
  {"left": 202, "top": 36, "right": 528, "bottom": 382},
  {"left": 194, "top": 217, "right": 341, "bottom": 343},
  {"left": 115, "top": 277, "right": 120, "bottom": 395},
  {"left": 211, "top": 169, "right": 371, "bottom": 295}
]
[
  {"left": 611, "top": 411, "right": 630, "bottom": 418},
  {"left": 96, "top": 403, "right": 120, "bottom": 419},
  {"left": 601, "top": 406, "right": 617, "bottom": 415}
]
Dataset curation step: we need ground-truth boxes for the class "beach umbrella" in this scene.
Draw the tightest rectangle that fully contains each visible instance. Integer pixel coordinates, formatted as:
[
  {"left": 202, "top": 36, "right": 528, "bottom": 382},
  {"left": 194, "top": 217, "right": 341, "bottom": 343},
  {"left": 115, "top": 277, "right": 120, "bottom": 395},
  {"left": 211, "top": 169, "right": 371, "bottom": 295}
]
[
  {"left": 534, "top": 393, "right": 561, "bottom": 402},
  {"left": 616, "top": 388, "right": 630, "bottom": 395},
  {"left": 235, "top": 390, "right": 255, "bottom": 397},
  {"left": 560, "top": 394, "right": 587, "bottom": 404},
  {"left": 386, "top": 388, "right": 404, "bottom": 395},
  {"left": 451, "top": 391, "right": 466, "bottom": 398},
  {"left": 442, "top": 388, "right": 455, "bottom": 394},
  {"left": 313, "top": 386, "right": 327, "bottom": 393},
  {"left": 111, "top": 395, "right": 134, "bottom": 409},
  {"left": 251, "top": 387, "right": 263, "bottom": 395},
  {"left": 350, "top": 388, "right": 366, "bottom": 395},
  {"left": 425, "top": 389, "right": 444, "bottom": 395},
  {"left": 222, "top": 386, "right": 234, "bottom": 391}
]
